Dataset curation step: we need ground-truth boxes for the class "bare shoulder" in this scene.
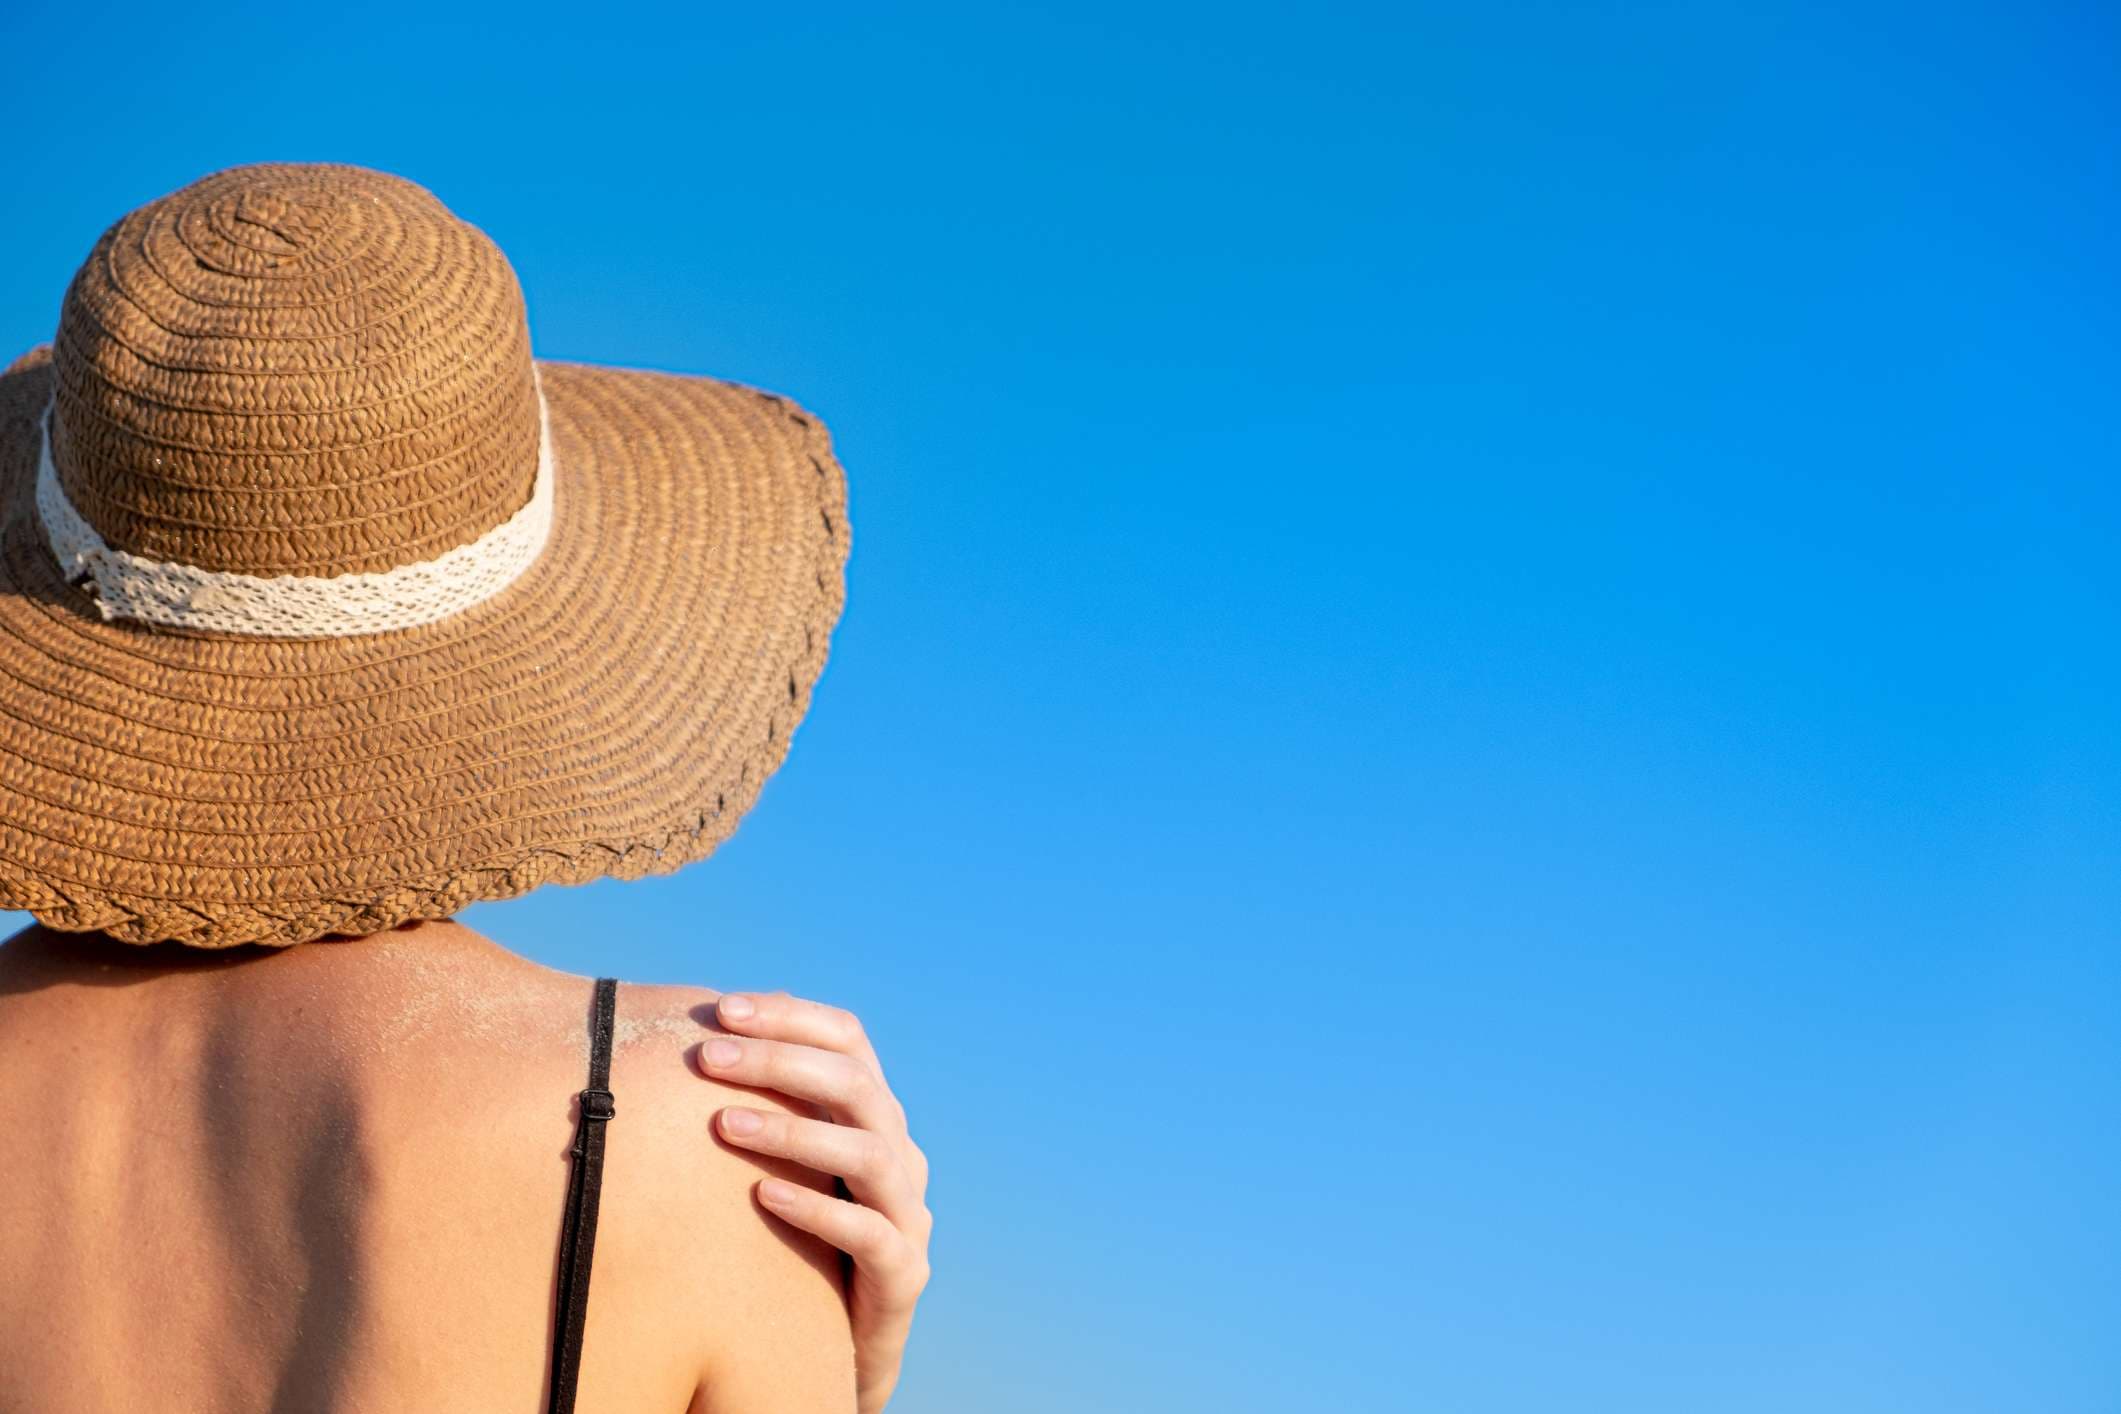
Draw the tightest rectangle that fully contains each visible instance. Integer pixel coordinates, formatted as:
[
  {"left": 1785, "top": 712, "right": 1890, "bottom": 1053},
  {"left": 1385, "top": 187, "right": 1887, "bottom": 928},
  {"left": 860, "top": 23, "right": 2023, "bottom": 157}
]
[
  {"left": 600, "top": 977, "right": 842, "bottom": 1240},
  {"left": 183, "top": 922, "right": 857, "bottom": 1407},
  {"left": 597, "top": 980, "right": 857, "bottom": 1412}
]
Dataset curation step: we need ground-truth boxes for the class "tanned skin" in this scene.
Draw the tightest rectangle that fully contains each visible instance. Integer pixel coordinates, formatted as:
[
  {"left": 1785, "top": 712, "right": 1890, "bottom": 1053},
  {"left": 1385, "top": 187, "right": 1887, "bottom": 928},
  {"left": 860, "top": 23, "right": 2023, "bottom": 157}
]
[{"left": 0, "top": 917, "right": 857, "bottom": 1413}]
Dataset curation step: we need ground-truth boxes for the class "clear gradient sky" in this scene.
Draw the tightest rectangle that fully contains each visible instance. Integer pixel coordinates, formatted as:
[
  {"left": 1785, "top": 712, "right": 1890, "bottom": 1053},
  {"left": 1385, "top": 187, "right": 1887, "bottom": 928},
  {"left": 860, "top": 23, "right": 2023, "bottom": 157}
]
[{"left": 3, "top": 3, "right": 2117, "bottom": 1410}]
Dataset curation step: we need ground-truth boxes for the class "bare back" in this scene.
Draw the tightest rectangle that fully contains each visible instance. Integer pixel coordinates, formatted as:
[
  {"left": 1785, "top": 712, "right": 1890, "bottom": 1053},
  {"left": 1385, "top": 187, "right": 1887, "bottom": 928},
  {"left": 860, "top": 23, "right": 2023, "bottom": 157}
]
[{"left": 0, "top": 919, "right": 855, "bottom": 1413}]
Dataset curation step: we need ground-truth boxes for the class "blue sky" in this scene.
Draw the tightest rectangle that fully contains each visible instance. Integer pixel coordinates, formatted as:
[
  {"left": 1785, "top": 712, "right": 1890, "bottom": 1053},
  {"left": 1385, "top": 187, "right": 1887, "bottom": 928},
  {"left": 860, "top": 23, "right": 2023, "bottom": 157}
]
[{"left": 3, "top": 2, "right": 2117, "bottom": 1409}]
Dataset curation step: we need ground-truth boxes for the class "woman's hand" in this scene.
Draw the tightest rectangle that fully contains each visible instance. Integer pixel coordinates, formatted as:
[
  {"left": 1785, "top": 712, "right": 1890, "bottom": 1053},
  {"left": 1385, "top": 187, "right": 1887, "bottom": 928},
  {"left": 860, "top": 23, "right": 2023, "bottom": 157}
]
[{"left": 699, "top": 991, "right": 931, "bottom": 1413}]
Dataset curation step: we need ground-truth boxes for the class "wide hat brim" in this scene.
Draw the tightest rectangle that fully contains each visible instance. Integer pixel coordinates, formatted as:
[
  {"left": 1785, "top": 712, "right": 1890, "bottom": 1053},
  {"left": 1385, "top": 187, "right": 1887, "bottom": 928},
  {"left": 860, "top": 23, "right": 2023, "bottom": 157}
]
[{"left": 0, "top": 344, "right": 850, "bottom": 948}]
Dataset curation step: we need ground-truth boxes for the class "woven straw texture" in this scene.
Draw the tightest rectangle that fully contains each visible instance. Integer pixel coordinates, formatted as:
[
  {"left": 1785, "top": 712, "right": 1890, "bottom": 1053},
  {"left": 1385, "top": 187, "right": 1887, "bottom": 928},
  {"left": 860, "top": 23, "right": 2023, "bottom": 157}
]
[{"left": 0, "top": 163, "right": 850, "bottom": 948}]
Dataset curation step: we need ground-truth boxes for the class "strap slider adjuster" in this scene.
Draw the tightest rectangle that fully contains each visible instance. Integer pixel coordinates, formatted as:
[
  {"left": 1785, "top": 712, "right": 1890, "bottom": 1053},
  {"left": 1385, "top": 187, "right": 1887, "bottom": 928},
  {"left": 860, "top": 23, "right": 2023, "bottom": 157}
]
[{"left": 580, "top": 1087, "right": 617, "bottom": 1122}]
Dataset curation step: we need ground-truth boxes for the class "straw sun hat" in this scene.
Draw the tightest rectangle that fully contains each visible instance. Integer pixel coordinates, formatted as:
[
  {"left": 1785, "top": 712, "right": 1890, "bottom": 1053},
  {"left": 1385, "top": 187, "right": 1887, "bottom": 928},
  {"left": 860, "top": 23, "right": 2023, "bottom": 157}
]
[{"left": 0, "top": 162, "right": 850, "bottom": 948}]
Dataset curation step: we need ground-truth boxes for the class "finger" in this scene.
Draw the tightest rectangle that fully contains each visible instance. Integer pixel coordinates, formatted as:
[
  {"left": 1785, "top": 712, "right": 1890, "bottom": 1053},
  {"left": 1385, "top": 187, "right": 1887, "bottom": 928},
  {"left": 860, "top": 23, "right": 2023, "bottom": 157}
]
[
  {"left": 755, "top": 1179, "right": 931, "bottom": 1305},
  {"left": 714, "top": 991, "right": 882, "bottom": 1072},
  {"left": 698, "top": 1035, "right": 903, "bottom": 1134},
  {"left": 717, "top": 1108, "right": 924, "bottom": 1228},
  {"left": 901, "top": 1133, "right": 930, "bottom": 1193}
]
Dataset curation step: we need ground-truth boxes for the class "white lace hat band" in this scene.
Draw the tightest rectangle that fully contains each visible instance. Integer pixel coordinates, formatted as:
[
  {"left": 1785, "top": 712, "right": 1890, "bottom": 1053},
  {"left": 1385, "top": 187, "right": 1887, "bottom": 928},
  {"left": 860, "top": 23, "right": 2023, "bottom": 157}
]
[{"left": 34, "top": 371, "right": 557, "bottom": 638}]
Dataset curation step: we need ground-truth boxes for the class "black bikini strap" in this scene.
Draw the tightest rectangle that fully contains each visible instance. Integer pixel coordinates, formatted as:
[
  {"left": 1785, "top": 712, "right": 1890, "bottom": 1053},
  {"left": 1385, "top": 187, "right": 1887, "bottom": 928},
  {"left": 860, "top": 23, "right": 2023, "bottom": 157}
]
[{"left": 548, "top": 976, "right": 619, "bottom": 1414}]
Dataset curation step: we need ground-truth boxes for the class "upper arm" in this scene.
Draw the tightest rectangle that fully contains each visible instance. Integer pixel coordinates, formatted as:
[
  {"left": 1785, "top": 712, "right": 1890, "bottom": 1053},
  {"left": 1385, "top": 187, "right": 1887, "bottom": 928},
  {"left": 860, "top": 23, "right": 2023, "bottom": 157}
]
[
  {"left": 686, "top": 1192, "right": 858, "bottom": 1414},
  {"left": 607, "top": 984, "right": 858, "bottom": 1414}
]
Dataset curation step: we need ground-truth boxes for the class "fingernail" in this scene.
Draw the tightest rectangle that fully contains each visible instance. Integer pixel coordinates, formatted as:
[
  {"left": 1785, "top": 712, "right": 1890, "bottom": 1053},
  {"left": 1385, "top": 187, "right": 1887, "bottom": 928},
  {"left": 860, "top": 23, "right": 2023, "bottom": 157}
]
[
  {"left": 719, "top": 994, "right": 755, "bottom": 1021},
  {"left": 721, "top": 1107, "right": 763, "bottom": 1136},
  {"left": 759, "top": 1178, "right": 799, "bottom": 1206},
  {"left": 705, "top": 1039, "right": 742, "bottom": 1069}
]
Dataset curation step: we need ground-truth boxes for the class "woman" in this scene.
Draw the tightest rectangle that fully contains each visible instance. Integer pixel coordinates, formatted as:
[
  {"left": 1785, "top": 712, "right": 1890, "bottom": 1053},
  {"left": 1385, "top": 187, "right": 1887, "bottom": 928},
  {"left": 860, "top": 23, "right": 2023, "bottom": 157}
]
[
  {"left": 0, "top": 923, "right": 930, "bottom": 1411},
  {"left": 0, "top": 162, "right": 926, "bottom": 1410}
]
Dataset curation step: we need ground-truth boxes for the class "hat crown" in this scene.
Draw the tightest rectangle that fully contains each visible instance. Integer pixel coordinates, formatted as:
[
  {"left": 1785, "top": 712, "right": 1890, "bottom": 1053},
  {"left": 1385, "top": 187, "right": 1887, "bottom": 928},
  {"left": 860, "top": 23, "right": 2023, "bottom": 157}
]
[{"left": 46, "top": 162, "right": 541, "bottom": 576}]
